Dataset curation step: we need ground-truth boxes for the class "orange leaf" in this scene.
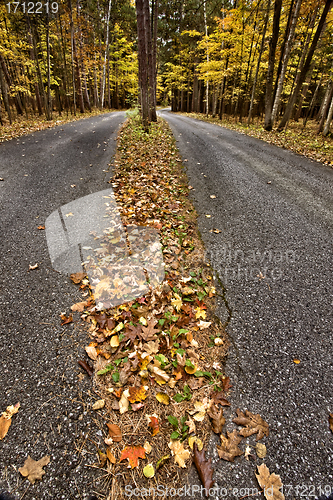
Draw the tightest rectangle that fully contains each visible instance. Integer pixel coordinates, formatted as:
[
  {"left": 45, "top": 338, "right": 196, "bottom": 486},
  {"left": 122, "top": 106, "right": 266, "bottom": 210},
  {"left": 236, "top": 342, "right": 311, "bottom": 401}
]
[
  {"left": 149, "top": 416, "right": 160, "bottom": 436},
  {"left": 119, "top": 445, "right": 146, "bottom": 468},
  {"left": 128, "top": 386, "right": 148, "bottom": 404},
  {"left": 60, "top": 314, "right": 73, "bottom": 325}
]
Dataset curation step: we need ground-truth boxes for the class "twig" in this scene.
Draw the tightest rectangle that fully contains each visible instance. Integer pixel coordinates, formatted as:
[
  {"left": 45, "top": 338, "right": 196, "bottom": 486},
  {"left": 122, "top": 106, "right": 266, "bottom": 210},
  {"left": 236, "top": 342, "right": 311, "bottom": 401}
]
[{"left": 19, "top": 484, "right": 30, "bottom": 500}]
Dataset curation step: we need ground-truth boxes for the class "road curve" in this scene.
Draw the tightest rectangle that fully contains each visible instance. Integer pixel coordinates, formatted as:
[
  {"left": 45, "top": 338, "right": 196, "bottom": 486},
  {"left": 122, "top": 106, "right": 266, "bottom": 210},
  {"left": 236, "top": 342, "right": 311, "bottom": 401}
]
[
  {"left": 0, "top": 111, "right": 125, "bottom": 499},
  {"left": 161, "top": 109, "right": 333, "bottom": 496}
]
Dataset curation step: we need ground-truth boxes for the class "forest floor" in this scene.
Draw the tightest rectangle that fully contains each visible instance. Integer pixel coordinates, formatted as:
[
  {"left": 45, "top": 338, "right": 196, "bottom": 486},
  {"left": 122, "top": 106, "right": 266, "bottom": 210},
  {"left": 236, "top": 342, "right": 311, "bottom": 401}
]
[
  {"left": 178, "top": 112, "right": 333, "bottom": 167},
  {"left": 0, "top": 107, "right": 120, "bottom": 144}
]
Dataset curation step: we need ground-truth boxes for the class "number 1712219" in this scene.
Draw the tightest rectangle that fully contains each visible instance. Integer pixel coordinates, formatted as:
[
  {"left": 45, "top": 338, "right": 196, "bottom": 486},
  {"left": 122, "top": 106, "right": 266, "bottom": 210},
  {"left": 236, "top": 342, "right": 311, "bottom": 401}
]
[{"left": 6, "top": 2, "right": 59, "bottom": 14}]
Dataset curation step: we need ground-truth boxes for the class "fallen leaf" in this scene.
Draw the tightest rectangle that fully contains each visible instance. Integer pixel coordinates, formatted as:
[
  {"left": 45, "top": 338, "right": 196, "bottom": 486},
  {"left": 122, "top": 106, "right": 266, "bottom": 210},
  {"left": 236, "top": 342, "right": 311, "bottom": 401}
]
[
  {"left": 60, "top": 314, "right": 73, "bottom": 325},
  {"left": 37, "top": 225, "right": 45, "bottom": 230},
  {"left": 205, "top": 214, "right": 211, "bottom": 218},
  {"left": 208, "top": 404, "right": 225, "bottom": 434},
  {"left": 19, "top": 455, "right": 50, "bottom": 484},
  {"left": 193, "top": 443, "right": 214, "bottom": 494},
  {"left": 141, "top": 318, "right": 160, "bottom": 341},
  {"left": 151, "top": 366, "right": 170, "bottom": 383},
  {"left": 217, "top": 430, "right": 243, "bottom": 462},
  {"left": 329, "top": 413, "right": 333, "bottom": 433},
  {"left": 119, "top": 445, "right": 146, "bottom": 468},
  {"left": 156, "top": 392, "right": 170, "bottom": 405},
  {"left": 128, "top": 386, "right": 147, "bottom": 404},
  {"left": 256, "top": 442, "right": 267, "bottom": 458},
  {"left": 149, "top": 416, "right": 160, "bottom": 436},
  {"left": 143, "top": 464, "right": 155, "bottom": 478},
  {"left": 156, "top": 454, "right": 170, "bottom": 471},
  {"left": 85, "top": 345, "right": 98, "bottom": 361},
  {"left": 65, "top": 212, "right": 73, "bottom": 217},
  {"left": 233, "top": 409, "right": 269, "bottom": 441},
  {"left": 119, "top": 390, "right": 130, "bottom": 414},
  {"left": 168, "top": 440, "right": 190, "bottom": 468},
  {"left": 244, "top": 445, "right": 252, "bottom": 460},
  {"left": 98, "top": 450, "right": 107, "bottom": 467},
  {"left": 107, "top": 423, "right": 122, "bottom": 442},
  {"left": 106, "top": 448, "right": 117, "bottom": 464},
  {"left": 222, "top": 376, "right": 232, "bottom": 393},
  {"left": 211, "top": 391, "right": 230, "bottom": 406},
  {"left": 293, "top": 358, "right": 300, "bottom": 364},
  {"left": 144, "top": 441, "right": 152, "bottom": 454},
  {"left": 92, "top": 399, "right": 105, "bottom": 410},
  {"left": 195, "top": 307, "right": 206, "bottom": 320},
  {"left": 212, "top": 228, "right": 221, "bottom": 233},
  {"left": 171, "top": 293, "right": 183, "bottom": 312},
  {"left": 255, "top": 463, "right": 285, "bottom": 500},
  {"left": 28, "top": 263, "right": 38, "bottom": 270},
  {"left": 71, "top": 301, "right": 89, "bottom": 312},
  {"left": 185, "top": 417, "right": 196, "bottom": 434},
  {"left": 0, "top": 402, "right": 20, "bottom": 440},
  {"left": 70, "top": 272, "right": 86, "bottom": 284},
  {"left": 197, "top": 320, "right": 211, "bottom": 329},
  {"left": 210, "top": 195, "right": 216, "bottom": 198},
  {"left": 214, "top": 338, "right": 224, "bottom": 345},
  {"left": 188, "top": 436, "right": 203, "bottom": 451},
  {"left": 143, "top": 340, "right": 160, "bottom": 355},
  {"left": 110, "top": 335, "right": 120, "bottom": 347}
]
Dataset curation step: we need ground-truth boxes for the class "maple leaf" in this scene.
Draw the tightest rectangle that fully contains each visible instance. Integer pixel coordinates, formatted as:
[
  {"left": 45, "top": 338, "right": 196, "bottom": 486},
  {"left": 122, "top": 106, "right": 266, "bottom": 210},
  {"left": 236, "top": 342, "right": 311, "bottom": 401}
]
[
  {"left": 208, "top": 404, "right": 226, "bottom": 434},
  {"left": 193, "top": 443, "right": 214, "bottom": 495},
  {"left": 19, "top": 455, "right": 50, "bottom": 484},
  {"left": 233, "top": 409, "right": 269, "bottom": 441},
  {"left": 106, "top": 423, "right": 122, "bottom": 442},
  {"left": 168, "top": 440, "right": 190, "bottom": 468},
  {"left": 60, "top": 314, "right": 73, "bottom": 325},
  {"left": 216, "top": 430, "right": 243, "bottom": 462},
  {"left": 124, "top": 324, "right": 143, "bottom": 343},
  {"left": 0, "top": 402, "right": 20, "bottom": 440},
  {"left": 128, "top": 385, "right": 148, "bottom": 403},
  {"left": 149, "top": 416, "right": 160, "bottom": 436},
  {"left": 255, "top": 464, "right": 285, "bottom": 500},
  {"left": 195, "top": 307, "right": 206, "bottom": 320},
  {"left": 119, "top": 445, "right": 146, "bottom": 468},
  {"left": 211, "top": 391, "right": 230, "bottom": 406}
]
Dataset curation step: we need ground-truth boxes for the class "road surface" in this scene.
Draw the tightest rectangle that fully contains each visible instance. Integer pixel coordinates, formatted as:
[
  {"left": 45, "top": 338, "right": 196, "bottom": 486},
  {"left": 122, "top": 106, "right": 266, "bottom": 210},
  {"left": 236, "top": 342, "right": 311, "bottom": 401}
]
[
  {"left": 161, "top": 109, "right": 333, "bottom": 498},
  {"left": 0, "top": 111, "right": 125, "bottom": 499}
]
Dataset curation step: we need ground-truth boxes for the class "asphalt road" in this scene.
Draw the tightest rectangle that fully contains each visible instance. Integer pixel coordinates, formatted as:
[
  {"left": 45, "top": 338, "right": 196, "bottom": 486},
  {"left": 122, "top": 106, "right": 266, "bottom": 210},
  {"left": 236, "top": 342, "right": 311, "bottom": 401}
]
[
  {"left": 0, "top": 111, "right": 126, "bottom": 499},
  {"left": 160, "top": 110, "right": 333, "bottom": 499}
]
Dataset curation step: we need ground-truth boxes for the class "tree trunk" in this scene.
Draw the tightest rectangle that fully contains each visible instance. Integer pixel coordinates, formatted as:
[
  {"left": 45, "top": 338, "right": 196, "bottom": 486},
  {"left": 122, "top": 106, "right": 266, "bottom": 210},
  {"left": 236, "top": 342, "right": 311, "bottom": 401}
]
[
  {"left": 271, "top": 0, "right": 302, "bottom": 124},
  {"left": 101, "top": 0, "right": 112, "bottom": 109},
  {"left": 248, "top": 0, "right": 271, "bottom": 125},
  {"left": 317, "top": 82, "right": 333, "bottom": 133},
  {"left": 46, "top": 12, "right": 52, "bottom": 120},
  {"left": 136, "top": 0, "right": 149, "bottom": 130},
  {"left": 0, "top": 54, "right": 24, "bottom": 116},
  {"left": 0, "top": 64, "right": 11, "bottom": 124},
  {"left": 264, "top": 0, "right": 282, "bottom": 130},
  {"left": 323, "top": 96, "right": 333, "bottom": 136},
  {"left": 303, "top": 73, "right": 322, "bottom": 126},
  {"left": 278, "top": 0, "right": 333, "bottom": 131}
]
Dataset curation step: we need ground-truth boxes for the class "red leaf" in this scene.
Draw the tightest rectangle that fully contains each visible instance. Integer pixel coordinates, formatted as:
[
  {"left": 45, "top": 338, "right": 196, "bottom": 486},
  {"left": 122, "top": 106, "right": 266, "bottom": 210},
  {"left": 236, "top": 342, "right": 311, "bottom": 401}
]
[
  {"left": 149, "top": 416, "right": 160, "bottom": 436},
  {"left": 119, "top": 445, "right": 146, "bottom": 468}
]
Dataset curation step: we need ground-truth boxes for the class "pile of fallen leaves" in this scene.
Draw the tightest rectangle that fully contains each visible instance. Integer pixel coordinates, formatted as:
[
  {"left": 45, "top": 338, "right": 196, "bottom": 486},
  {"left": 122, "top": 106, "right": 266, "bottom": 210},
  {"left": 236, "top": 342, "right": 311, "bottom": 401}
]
[
  {"left": 179, "top": 112, "right": 333, "bottom": 167},
  {"left": 63, "top": 115, "right": 232, "bottom": 496}
]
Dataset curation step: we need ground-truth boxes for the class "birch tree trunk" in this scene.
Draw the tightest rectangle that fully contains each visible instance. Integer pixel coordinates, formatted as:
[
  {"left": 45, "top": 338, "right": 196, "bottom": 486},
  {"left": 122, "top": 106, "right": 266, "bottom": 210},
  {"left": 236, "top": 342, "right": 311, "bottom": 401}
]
[
  {"left": 101, "top": 0, "right": 112, "bottom": 109},
  {"left": 323, "top": 96, "right": 333, "bottom": 136}
]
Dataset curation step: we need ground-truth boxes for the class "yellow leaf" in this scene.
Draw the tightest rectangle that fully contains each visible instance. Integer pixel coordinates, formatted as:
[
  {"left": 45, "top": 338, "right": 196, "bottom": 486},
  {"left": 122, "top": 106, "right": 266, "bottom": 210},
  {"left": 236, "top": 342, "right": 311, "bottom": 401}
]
[
  {"left": 195, "top": 307, "right": 206, "bottom": 320},
  {"left": 188, "top": 436, "right": 203, "bottom": 451},
  {"left": 110, "top": 335, "right": 120, "bottom": 347},
  {"left": 171, "top": 293, "right": 182, "bottom": 312},
  {"left": 92, "top": 399, "right": 105, "bottom": 410},
  {"left": 156, "top": 392, "right": 170, "bottom": 405},
  {"left": 168, "top": 440, "right": 190, "bottom": 468}
]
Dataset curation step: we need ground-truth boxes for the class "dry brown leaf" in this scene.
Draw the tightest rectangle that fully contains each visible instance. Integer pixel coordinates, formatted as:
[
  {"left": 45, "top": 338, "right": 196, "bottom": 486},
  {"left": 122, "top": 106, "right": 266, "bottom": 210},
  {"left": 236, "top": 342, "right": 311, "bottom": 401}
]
[
  {"left": 119, "top": 390, "right": 130, "bottom": 414},
  {"left": 92, "top": 399, "right": 105, "bottom": 410},
  {"left": 19, "top": 455, "right": 50, "bottom": 484},
  {"left": 185, "top": 417, "right": 196, "bottom": 434},
  {"left": 71, "top": 301, "right": 89, "bottom": 312},
  {"left": 256, "top": 442, "right": 267, "bottom": 458},
  {"left": 216, "top": 430, "right": 243, "bottom": 462},
  {"left": 255, "top": 463, "right": 285, "bottom": 500},
  {"left": 60, "top": 314, "right": 73, "bottom": 325},
  {"left": 106, "top": 448, "right": 117, "bottom": 464},
  {"left": 107, "top": 423, "right": 122, "bottom": 442},
  {"left": 193, "top": 442, "right": 214, "bottom": 495},
  {"left": 168, "top": 440, "right": 191, "bottom": 468},
  {"left": 28, "top": 263, "right": 38, "bottom": 270},
  {"left": 233, "top": 408, "right": 269, "bottom": 441},
  {"left": 141, "top": 318, "right": 160, "bottom": 341},
  {"left": 208, "top": 404, "right": 225, "bottom": 434},
  {"left": 70, "top": 272, "right": 86, "bottom": 284},
  {"left": 329, "top": 413, "right": 333, "bottom": 433},
  {"left": 85, "top": 344, "right": 98, "bottom": 361},
  {"left": 0, "top": 402, "right": 20, "bottom": 440}
]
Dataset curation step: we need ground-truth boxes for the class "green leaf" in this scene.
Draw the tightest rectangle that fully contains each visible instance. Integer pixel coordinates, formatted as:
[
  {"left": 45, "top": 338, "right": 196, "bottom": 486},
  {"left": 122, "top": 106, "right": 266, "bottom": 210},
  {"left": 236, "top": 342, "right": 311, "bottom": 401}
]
[
  {"left": 176, "top": 348, "right": 185, "bottom": 356},
  {"left": 170, "top": 431, "right": 180, "bottom": 440},
  {"left": 194, "top": 370, "right": 204, "bottom": 377},
  {"left": 203, "top": 371, "right": 213, "bottom": 378},
  {"left": 114, "top": 358, "right": 122, "bottom": 366},
  {"left": 190, "top": 271, "right": 196, "bottom": 277},
  {"left": 173, "top": 393, "right": 185, "bottom": 403},
  {"left": 96, "top": 364, "right": 113, "bottom": 376},
  {"left": 172, "top": 360, "right": 178, "bottom": 368},
  {"left": 167, "top": 415, "right": 179, "bottom": 428},
  {"left": 112, "top": 371, "right": 120, "bottom": 383},
  {"left": 185, "top": 359, "right": 194, "bottom": 369},
  {"left": 118, "top": 333, "right": 125, "bottom": 341},
  {"left": 183, "top": 385, "right": 191, "bottom": 396},
  {"left": 178, "top": 329, "right": 189, "bottom": 335},
  {"left": 159, "top": 318, "right": 165, "bottom": 327}
]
